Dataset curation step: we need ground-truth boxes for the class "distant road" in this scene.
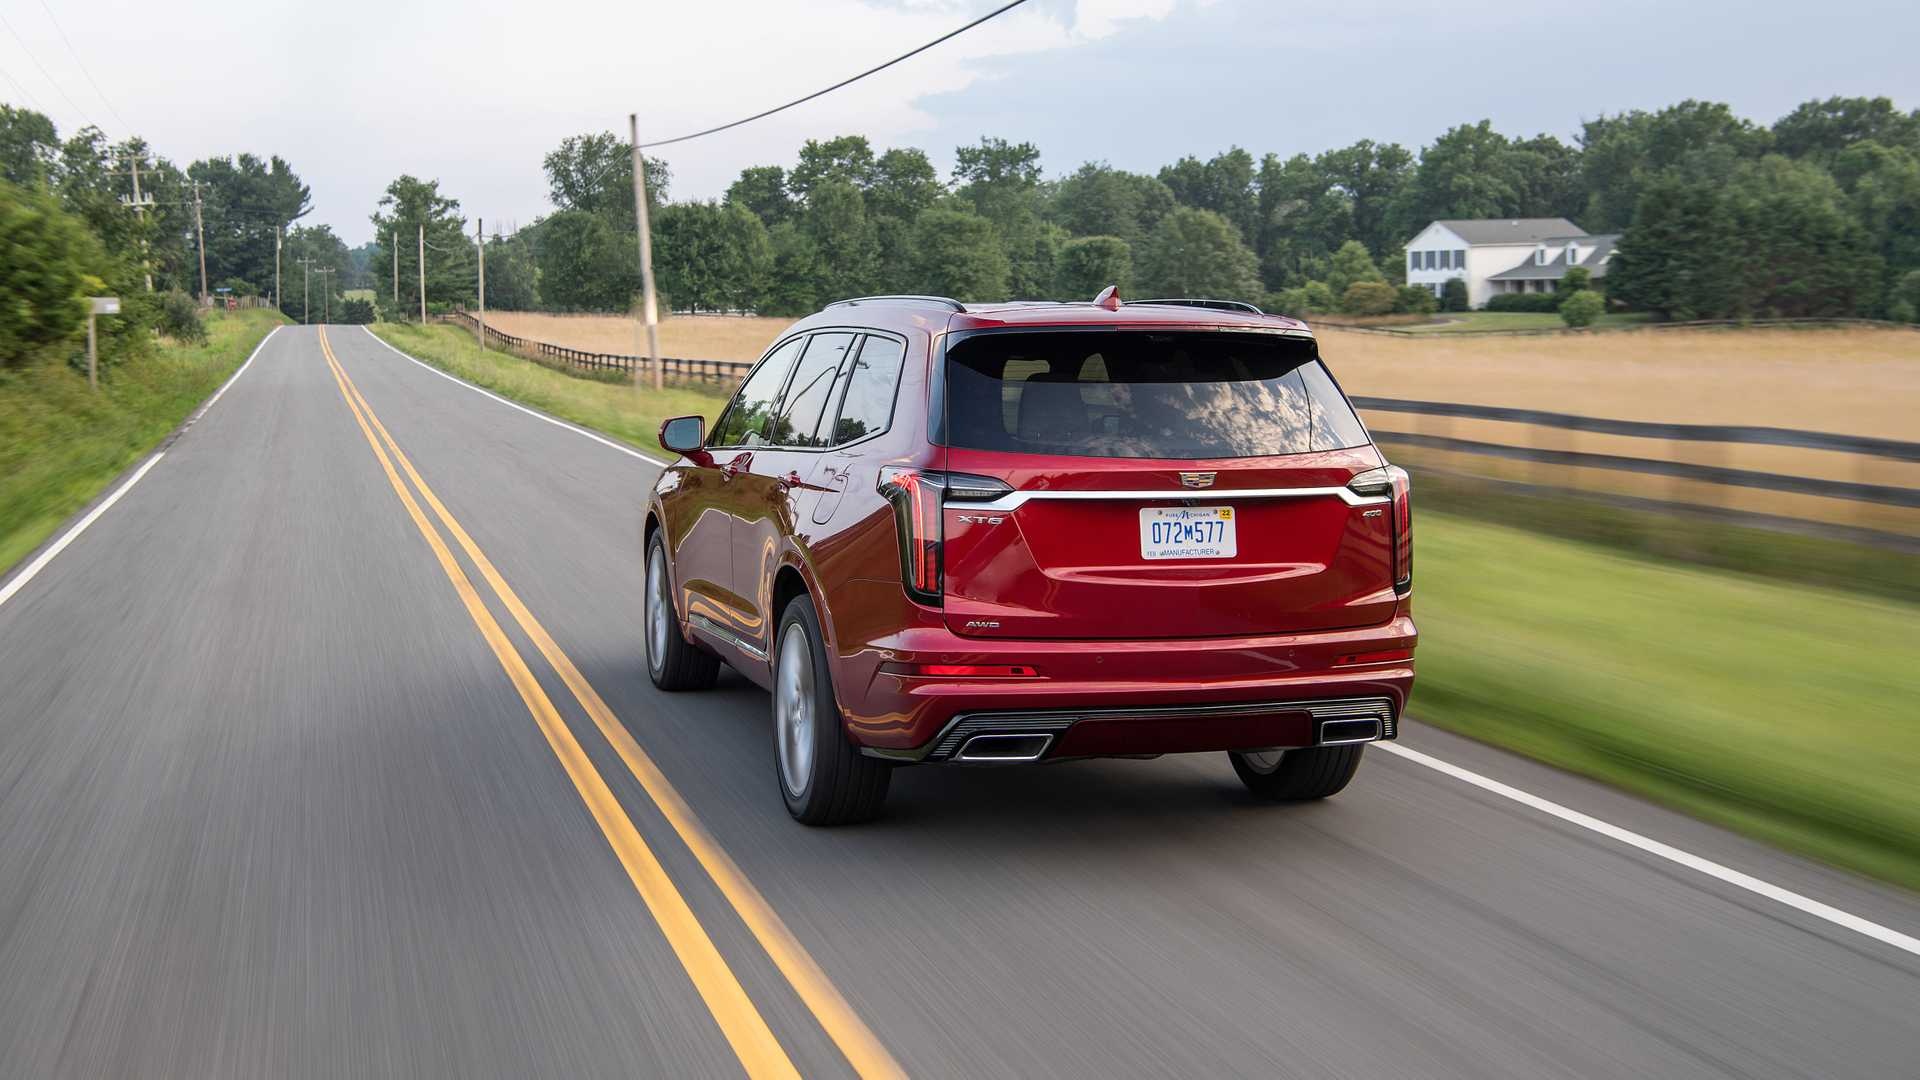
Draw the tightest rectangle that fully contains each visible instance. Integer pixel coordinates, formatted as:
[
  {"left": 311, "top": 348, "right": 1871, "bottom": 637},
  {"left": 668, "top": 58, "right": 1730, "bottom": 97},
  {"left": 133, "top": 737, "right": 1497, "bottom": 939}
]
[{"left": 0, "top": 325, "right": 1914, "bottom": 1078}]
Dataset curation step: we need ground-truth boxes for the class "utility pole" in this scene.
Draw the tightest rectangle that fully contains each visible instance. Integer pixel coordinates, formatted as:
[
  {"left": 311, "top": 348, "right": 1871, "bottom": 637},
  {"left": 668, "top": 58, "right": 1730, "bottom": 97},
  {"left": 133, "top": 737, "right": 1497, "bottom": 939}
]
[
  {"left": 192, "top": 180, "right": 209, "bottom": 307},
  {"left": 119, "top": 152, "right": 154, "bottom": 292},
  {"left": 317, "top": 268, "right": 335, "bottom": 324},
  {"left": 297, "top": 255, "right": 314, "bottom": 324},
  {"left": 630, "top": 114, "right": 663, "bottom": 391},
  {"left": 391, "top": 230, "right": 399, "bottom": 309},
  {"left": 417, "top": 224, "right": 427, "bottom": 323},
  {"left": 275, "top": 225, "right": 282, "bottom": 313},
  {"left": 474, "top": 217, "right": 486, "bottom": 348}
]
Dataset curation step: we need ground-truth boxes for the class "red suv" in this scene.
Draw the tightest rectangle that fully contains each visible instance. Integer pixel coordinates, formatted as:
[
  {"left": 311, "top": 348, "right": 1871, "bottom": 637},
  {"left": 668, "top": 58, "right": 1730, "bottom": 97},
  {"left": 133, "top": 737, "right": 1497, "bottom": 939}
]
[{"left": 645, "top": 292, "right": 1415, "bottom": 824}]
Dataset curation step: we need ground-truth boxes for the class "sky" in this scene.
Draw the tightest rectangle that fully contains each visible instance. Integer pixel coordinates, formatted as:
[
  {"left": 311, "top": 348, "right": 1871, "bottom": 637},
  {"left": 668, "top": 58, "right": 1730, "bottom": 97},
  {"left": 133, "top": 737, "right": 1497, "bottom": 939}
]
[{"left": 5, "top": 0, "right": 1919, "bottom": 246}]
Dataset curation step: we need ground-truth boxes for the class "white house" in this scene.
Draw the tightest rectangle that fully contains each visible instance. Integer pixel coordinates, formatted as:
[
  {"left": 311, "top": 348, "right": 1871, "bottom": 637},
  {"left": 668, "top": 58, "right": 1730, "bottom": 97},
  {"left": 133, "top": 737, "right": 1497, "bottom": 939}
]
[{"left": 1403, "top": 219, "right": 1619, "bottom": 309}]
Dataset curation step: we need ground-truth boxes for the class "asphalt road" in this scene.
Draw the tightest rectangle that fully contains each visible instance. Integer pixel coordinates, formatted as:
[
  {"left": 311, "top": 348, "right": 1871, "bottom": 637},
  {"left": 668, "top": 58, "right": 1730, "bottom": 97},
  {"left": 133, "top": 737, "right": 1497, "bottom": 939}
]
[{"left": 1, "top": 324, "right": 1915, "bottom": 1079}]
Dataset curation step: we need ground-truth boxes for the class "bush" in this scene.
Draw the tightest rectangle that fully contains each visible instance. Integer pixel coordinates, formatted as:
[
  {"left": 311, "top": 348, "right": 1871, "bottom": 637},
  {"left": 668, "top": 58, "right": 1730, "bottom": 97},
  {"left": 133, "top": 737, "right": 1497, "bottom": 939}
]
[
  {"left": 1394, "top": 285, "right": 1438, "bottom": 315},
  {"left": 157, "top": 290, "right": 206, "bottom": 343},
  {"left": 0, "top": 180, "right": 99, "bottom": 366},
  {"left": 1485, "top": 291, "right": 1562, "bottom": 313},
  {"left": 1301, "top": 280, "right": 1335, "bottom": 312},
  {"left": 1560, "top": 289, "right": 1606, "bottom": 328},
  {"left": 1440, "top": 277, "right": 1469, "bottom": 312},
  {"left": 1340, "top": 280, "right": 1398, "bottom": 316},
  {"left": 1559, "top": 266, "right": 1592, "bottom": 294},
  {"left": 1892, "top": 270, "right": 1920, "bottom": 323},
  {"left": 339, "top": 297, "right": 376, "bottom": 324},
  {"left": 1891, "top": 299, "right": 1918, "bottom": 324}
]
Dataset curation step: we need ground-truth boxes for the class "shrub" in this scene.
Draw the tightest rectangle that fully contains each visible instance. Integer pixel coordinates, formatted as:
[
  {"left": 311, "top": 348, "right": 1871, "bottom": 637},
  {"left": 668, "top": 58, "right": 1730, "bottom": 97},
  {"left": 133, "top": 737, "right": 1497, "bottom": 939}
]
[
  {"left": 1340, "top": 280, "right": 1399, "bottom": 316},
  {"left": 1559, "top": 266, "right": 1592, "bottom": 294},
  {"left": 1560, "top": 289, "right": 1606, "bottom": 328},
  {"left": 1394, "top": 285, "right": 1438, "bottom": 315},
  {"left": 339, "top": 297, "right": 376, "bottom": 324},
  {"left": 1485, "top": 291, "right": 1562, "bottom": 313},
  {"left": 1301, "top": 280, "right": 1335, "bottom": 312},
  {"left": 1440, "top": 277, "right": 1469, "bottom": 312},
  {"left": 0, "top": 180, "right": 98, "bottom": 366},
  {"left": 1892, "top": 270, "right": 1920, "bottom": 323},
  {"left": 157, "top": 290, "right": 206, "bottom": 343}
]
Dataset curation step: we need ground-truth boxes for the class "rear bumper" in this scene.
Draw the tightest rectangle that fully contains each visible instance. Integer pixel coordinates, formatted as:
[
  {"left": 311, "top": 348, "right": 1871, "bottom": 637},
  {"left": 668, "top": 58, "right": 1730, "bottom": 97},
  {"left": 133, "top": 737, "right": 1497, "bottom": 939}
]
[{"left": 839, "top": 613, "right": 1416, "bottom": 762}]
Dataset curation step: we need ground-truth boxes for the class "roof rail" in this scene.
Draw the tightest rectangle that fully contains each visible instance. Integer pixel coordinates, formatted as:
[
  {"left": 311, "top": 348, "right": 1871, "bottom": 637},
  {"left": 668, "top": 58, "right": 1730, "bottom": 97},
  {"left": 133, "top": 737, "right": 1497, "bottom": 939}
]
[
  {"left": 1127, "top": 298, "right": 1266, "bottom": 316},
  {"left": 826, "top": 294, "right": 967, "bottom": 312}
]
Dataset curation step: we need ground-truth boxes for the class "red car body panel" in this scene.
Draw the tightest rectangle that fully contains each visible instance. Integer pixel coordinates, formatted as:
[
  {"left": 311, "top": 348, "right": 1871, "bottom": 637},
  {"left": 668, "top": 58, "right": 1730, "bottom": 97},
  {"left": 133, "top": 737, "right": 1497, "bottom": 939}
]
[{"left": 646, "top": 299, "right": 1415, "bottom": 760}]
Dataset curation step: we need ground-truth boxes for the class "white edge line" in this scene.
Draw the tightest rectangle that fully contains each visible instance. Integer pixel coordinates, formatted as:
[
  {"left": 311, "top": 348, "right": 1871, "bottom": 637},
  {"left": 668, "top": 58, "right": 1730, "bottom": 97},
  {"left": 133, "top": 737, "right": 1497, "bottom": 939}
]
[
  {"left": 1376, "top": 741, "right": 1920, "bottom": 959},
  {"left": 0, "top": 324, "right": 283, "bottom": 612},
  {"left": 357, "top": 326, "right": 668, "bottom": 466}
]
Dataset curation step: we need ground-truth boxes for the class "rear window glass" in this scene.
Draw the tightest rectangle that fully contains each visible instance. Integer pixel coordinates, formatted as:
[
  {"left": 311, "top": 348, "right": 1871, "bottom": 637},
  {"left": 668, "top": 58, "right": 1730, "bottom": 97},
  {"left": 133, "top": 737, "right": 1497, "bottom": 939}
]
[{"left": 945, "top": 331, "right": 1369, "bottom": 459}]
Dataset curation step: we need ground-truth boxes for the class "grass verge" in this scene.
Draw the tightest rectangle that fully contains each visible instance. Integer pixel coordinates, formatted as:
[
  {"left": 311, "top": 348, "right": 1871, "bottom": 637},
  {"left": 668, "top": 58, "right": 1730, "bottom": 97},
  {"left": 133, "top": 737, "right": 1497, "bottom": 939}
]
[
  {"left": 0, "top": 308, "right": 287, "bottom": 577},
  {"left": 1416, "top": 511, "right": 1920, "bottom": 891},
  {"left": 366, "top": 322, "right": 728, "bottom": 452},
  {"left": 1401, "top": 311, "right": 1653, "bottom": 333}
]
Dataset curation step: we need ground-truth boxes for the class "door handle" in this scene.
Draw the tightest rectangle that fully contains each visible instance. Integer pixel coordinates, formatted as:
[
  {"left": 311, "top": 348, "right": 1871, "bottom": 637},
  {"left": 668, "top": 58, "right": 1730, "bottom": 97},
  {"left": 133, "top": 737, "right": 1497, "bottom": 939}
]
[
  {"left": 780, "top": 470, "right": 804, "bottom": 489},
  {"left": 721, "top": 453, "right": 751, "bottom": 479}
]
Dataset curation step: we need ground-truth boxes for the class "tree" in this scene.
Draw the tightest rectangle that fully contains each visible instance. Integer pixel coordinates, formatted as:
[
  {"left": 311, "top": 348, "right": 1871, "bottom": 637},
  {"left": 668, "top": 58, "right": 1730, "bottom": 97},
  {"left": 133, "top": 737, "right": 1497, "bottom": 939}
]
[
  {"left": 534, "top": 209, "right": 631, "bottom": 312},
  {"left": 727, "top": 165, "right": 792, "bottom": 227},
  {"left": 1049, "top": 162, "right": 1173, "bottom": 247},
  {"left": 1135, "top": 207, "right": 1261, "bottom": 299},
  {"left": 1773, "top": 97, "right": 1920, "bottom": 165},
  {"left": 0, "top": 105, "right": 58, "bottom": 187},
  {"left": 186, "top": 152, "right": 311, "bottom": 295},
  {"left": 803, "top": 180, "right": 879, "bottom": 302},
  {"left": 789, "top": 135, "right": 876, "bottom": 202},
  {"left": 1832, "top": 141, "right": 1920, "bottom": 315},
  {"left": 764, "top": 221, "right": 819, "bottom": 315},
  {"left": 280, "top": 224, "right": 351, "bottom": 322},
  {"left": 1559, "top": 266, "right": 1592, "bottom": 295},
  {"left": 369, "top": 175, "right": 470, "bottom": 316},
  {"left": 1315, "top": 139, "right": 1415, "bottom": 260},
  {"left": 1325, "top": 241, "right": 1385, "bottom": 297},
  {"left": 1002, "top": 216, "right": 1065, "bottom": 298},
  {"left": 1340, "top": 281, "right": 1398, "bottom": 316},
  {"left": 655, "top": 200, "right": 773, "bottom": 313},
  {"left": 1254, "top": 152, "right": 1349, "bottom": 288},
  {"left": 1560, "top": 289, "right": 1605, "bottom": 327},
  {"left": 907, "top": 206, "right": 1007, "bottom": 302},
  {"left": 1888, "top": 270, "right": 1920, "bottom": 323},
  {"left": 1158, "top": 147, "right": 1257, "bottom": 244},
  {"left": 868, "top": 148, "right": 942, "bottom": 285},
  {"left": 544, "top": 132, "right": 668, "bottom": 228},
  {"left": 1440, "top": 277, "right": 1469, "bottom": 312},
  {"left": 1055, "top": 235, "right": 1132, "bottom": 299},
  {"left": 0, "top": 179, "right": 100, "bottom": 366},
  {"left": 952, "top": 136, "right": 1041, "bottom": 230},
  {"left": 1394, "top": 285, "right": 1438, "bottom": 315},
  {"left": 482, "top": 231, "right": 537, "bottom": 311}
]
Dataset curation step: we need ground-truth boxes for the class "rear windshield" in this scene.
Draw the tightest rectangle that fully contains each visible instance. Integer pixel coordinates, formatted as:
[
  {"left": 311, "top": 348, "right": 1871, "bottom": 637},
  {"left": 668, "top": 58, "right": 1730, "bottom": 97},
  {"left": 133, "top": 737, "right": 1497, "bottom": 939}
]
[{"left": 944, "top": 331, "right": 1370, "bottom": 459}]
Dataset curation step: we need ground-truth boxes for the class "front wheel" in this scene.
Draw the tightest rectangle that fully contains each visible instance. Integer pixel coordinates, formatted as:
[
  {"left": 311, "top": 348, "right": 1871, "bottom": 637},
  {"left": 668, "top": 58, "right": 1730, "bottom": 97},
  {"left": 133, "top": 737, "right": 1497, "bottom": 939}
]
[
  {"left": 1230, "top": 745, "right": 1365, "bottom": 801},
  {"left": 644, "top": 532, "right": 719, "bottom": 691},
  {"left": 773, "top": 594, "right": 889, "bottom": 825}
]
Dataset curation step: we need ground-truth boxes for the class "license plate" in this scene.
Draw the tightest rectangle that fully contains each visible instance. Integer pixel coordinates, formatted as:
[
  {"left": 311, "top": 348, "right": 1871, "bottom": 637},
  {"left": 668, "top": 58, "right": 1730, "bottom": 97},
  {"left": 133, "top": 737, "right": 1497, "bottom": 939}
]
[{"left": 1140, "top": 506, "right": 1236, "bottom": 560}]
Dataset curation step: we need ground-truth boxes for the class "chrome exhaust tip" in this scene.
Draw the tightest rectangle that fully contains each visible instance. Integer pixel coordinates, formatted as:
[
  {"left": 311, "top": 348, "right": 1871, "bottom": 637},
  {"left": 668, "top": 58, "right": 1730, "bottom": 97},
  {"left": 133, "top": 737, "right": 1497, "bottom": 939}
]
[
  {"left": 1317, "top": 717, "right": 1383, "bottom": 746},
  {"left": 953, "top": 733, "right": 1054, "bottom": 763}
]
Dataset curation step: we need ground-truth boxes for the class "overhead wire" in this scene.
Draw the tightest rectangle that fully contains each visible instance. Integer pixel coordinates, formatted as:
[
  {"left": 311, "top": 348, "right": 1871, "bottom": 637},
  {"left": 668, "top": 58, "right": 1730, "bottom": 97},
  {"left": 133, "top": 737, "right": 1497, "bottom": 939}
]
[
  {"left": 35, "top": 0, "right": 131, "bottom": 132},
  {"left": 0, "top": 8, "right": 96, "bottom": 131}
]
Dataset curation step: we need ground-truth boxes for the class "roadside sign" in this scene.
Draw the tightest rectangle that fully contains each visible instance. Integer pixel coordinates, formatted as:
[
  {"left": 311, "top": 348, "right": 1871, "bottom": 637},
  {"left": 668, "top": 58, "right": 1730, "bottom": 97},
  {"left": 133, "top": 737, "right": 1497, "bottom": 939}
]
[{"left": 90, "top": 296, "right": 120, "bottom": 315}]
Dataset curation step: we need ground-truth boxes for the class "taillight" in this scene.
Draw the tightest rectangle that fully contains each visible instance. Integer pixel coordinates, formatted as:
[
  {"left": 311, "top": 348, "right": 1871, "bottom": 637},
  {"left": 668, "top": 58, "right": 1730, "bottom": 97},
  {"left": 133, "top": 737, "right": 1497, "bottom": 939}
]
[
  {"left": 1388, "top": 465, "right": 1412, "bottom": 594},
  {"left": 876, "top": 468, "right": 1012, "bottom": 605},
  {"left": 1349, "top": 465, "right": 1412, "bottom": 594}
]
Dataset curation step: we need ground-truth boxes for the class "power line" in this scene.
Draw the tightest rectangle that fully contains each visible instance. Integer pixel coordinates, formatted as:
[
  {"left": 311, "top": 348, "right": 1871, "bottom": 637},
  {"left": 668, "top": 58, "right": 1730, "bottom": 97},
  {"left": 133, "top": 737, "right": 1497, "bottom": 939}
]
[
  {"left": 0, "top": 56, "right": 46, "bottom": 113},
  {"left": 636, "top": 0, "right": 1033, "bottom": 149},
  {"left": 0, "top": 8, "right": 95, "bottom": 131},
  {"left": 35, "top": 0, "right": 131, "bottom": 132}
]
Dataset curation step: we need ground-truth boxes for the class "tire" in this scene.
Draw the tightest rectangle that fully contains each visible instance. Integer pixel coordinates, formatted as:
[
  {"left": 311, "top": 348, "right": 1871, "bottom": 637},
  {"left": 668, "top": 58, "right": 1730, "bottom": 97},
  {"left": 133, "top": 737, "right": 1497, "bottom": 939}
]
[
  {"left": 645, "top": 532, "right": 719, "bottom": 691},
  {"left": 1230, "top": 744, "right": 1365, "bottom": 801},
  {"left": 772, "top": 594, "right": 890, "bottom": 825}
]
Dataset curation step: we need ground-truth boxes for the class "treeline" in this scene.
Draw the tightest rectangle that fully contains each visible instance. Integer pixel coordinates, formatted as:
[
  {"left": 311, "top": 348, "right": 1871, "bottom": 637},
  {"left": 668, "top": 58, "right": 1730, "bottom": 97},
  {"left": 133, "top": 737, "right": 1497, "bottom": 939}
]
[
  {"left": 385, "top": 95, "right": 1920, "bottom": 324},
  {"left": 0, "top": 102, "right": 359, "bottom": 366}
]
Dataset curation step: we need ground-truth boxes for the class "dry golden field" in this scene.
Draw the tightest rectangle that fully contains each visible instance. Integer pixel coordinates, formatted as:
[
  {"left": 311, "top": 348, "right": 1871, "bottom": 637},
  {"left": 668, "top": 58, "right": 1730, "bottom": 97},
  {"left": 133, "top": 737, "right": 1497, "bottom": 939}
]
[{"left": 484, "top": 312, "right": 1920, "bottom": 439}]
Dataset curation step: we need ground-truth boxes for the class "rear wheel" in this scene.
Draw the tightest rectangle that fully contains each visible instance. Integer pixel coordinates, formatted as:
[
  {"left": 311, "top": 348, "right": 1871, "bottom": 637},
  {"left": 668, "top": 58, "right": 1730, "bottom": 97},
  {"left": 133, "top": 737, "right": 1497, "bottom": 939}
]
[
  {"left": 773, "top": 594, "right": 889, "bottom": 825},
  {"left": 645, "top": 532, "right": 719, "bottom": 691},
  {"left": 1230, "top": 745, "right": 1364, "bottom": 800}
]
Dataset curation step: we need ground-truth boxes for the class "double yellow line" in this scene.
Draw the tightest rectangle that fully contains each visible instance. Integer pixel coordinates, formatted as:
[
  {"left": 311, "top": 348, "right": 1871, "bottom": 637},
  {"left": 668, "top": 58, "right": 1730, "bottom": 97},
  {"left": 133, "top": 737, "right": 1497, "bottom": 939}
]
[{"left": 318, "top": 328, "right": 903, "bottom": 1080}]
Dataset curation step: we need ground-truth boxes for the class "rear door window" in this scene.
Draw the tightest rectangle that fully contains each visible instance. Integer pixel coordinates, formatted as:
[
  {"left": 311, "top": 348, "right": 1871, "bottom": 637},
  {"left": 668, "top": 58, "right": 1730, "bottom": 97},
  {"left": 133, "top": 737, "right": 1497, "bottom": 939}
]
[
  {"left": 767, "top": 333, "right": 855, "bottom": 447},
  {"left": 945, "top": 331, "right": 1367, "bottom": 459},
  {"left": 829, "top": 335, "right": 906, "bottom": 445},
  {"left": 712, "top": 336, "right": 804, "bottom": 447}
]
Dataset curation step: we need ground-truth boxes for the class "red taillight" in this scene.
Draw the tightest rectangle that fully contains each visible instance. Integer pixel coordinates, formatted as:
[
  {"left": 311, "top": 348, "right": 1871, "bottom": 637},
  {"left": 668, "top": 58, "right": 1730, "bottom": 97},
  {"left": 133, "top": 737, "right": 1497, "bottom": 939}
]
[
  {"left": 878, "top": 467, "right": 944, "bottom": 602},
  {"left": 1388, "top": 465, "right": 1412, "bottom": 594}
]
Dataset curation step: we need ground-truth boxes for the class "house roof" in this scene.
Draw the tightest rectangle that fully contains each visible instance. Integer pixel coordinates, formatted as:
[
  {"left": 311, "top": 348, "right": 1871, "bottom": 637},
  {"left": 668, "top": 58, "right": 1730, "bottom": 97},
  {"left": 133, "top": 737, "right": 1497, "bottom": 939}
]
[
  {"left": 1431, "top": 218, "right": 1587, "bottom": 245},
  {"left": 1487, "top": 235, "right": 1620, "bottom": 280}
]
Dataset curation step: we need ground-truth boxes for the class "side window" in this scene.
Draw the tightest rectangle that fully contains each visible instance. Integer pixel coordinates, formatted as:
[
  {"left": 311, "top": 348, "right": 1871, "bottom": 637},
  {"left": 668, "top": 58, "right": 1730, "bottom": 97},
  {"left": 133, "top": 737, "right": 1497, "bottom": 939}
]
[
  {"left": 712, "top": 337, "right": 804, "bottom": 447},
  {"left": 829, "top": 335, "right": 906, "bottom": 445},
  {"left": 767, "top": 333, "right": 855, "bottom": 447},
  {"left": 1300, "top": 360, "right": 1370, "bottom": 451}
]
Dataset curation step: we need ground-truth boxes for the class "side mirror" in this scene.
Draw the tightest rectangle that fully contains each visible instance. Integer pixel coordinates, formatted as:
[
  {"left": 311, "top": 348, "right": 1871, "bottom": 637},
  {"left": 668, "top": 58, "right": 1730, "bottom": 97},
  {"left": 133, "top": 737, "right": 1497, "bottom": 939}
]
[{"left": 659, "top": 415, "right": 705, "bottom": 455}]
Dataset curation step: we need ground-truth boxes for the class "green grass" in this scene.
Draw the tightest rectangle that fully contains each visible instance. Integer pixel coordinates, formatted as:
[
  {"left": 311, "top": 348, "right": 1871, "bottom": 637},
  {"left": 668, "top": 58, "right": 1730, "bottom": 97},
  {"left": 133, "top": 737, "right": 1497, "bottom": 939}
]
[
  {"left": 0, "top": 308, "right": 288, "bottom": 576},
  {"left": 344, "top": 288, "right": 374, "bottom": 303},
  {"left": 1416, "top": 511, "right": 1920, "bottom": 890},
  {"left": 1403, "top": 311, "right": 1652, "bottom": 333},
  {"left": 366, "top": 322, "right": 727, "bottom": 451}
]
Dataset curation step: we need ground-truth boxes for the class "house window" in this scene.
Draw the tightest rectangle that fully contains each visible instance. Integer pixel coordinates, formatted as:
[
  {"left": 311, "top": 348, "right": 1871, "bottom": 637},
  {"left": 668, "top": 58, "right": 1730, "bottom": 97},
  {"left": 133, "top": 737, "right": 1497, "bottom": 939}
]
[
  {"left": 1438, "top": 250, "right": 1451, "bottom": 270},
  {"left": 1565, "top": 243, "right": 1579, "bottom": 266},
  {"left": 1425, "top": 251, "right": 1437, "bottom": 270},
  {"left": 1535, "top": 246, "right": 1548, "bottom": 266},
  {"left": 1409, "top": 251, "right": 1420, "bottom": 273},
  {"left": 1454, "top": 249, "right": 1466, "bottom": 268}
]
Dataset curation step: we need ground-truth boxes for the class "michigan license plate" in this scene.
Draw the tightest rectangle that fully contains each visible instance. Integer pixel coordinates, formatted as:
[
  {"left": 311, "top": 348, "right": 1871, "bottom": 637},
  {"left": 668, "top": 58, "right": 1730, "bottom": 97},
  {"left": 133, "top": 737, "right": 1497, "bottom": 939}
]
[{"left": 1139, "top": 506, "right": 1236, "bottom": 560}]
